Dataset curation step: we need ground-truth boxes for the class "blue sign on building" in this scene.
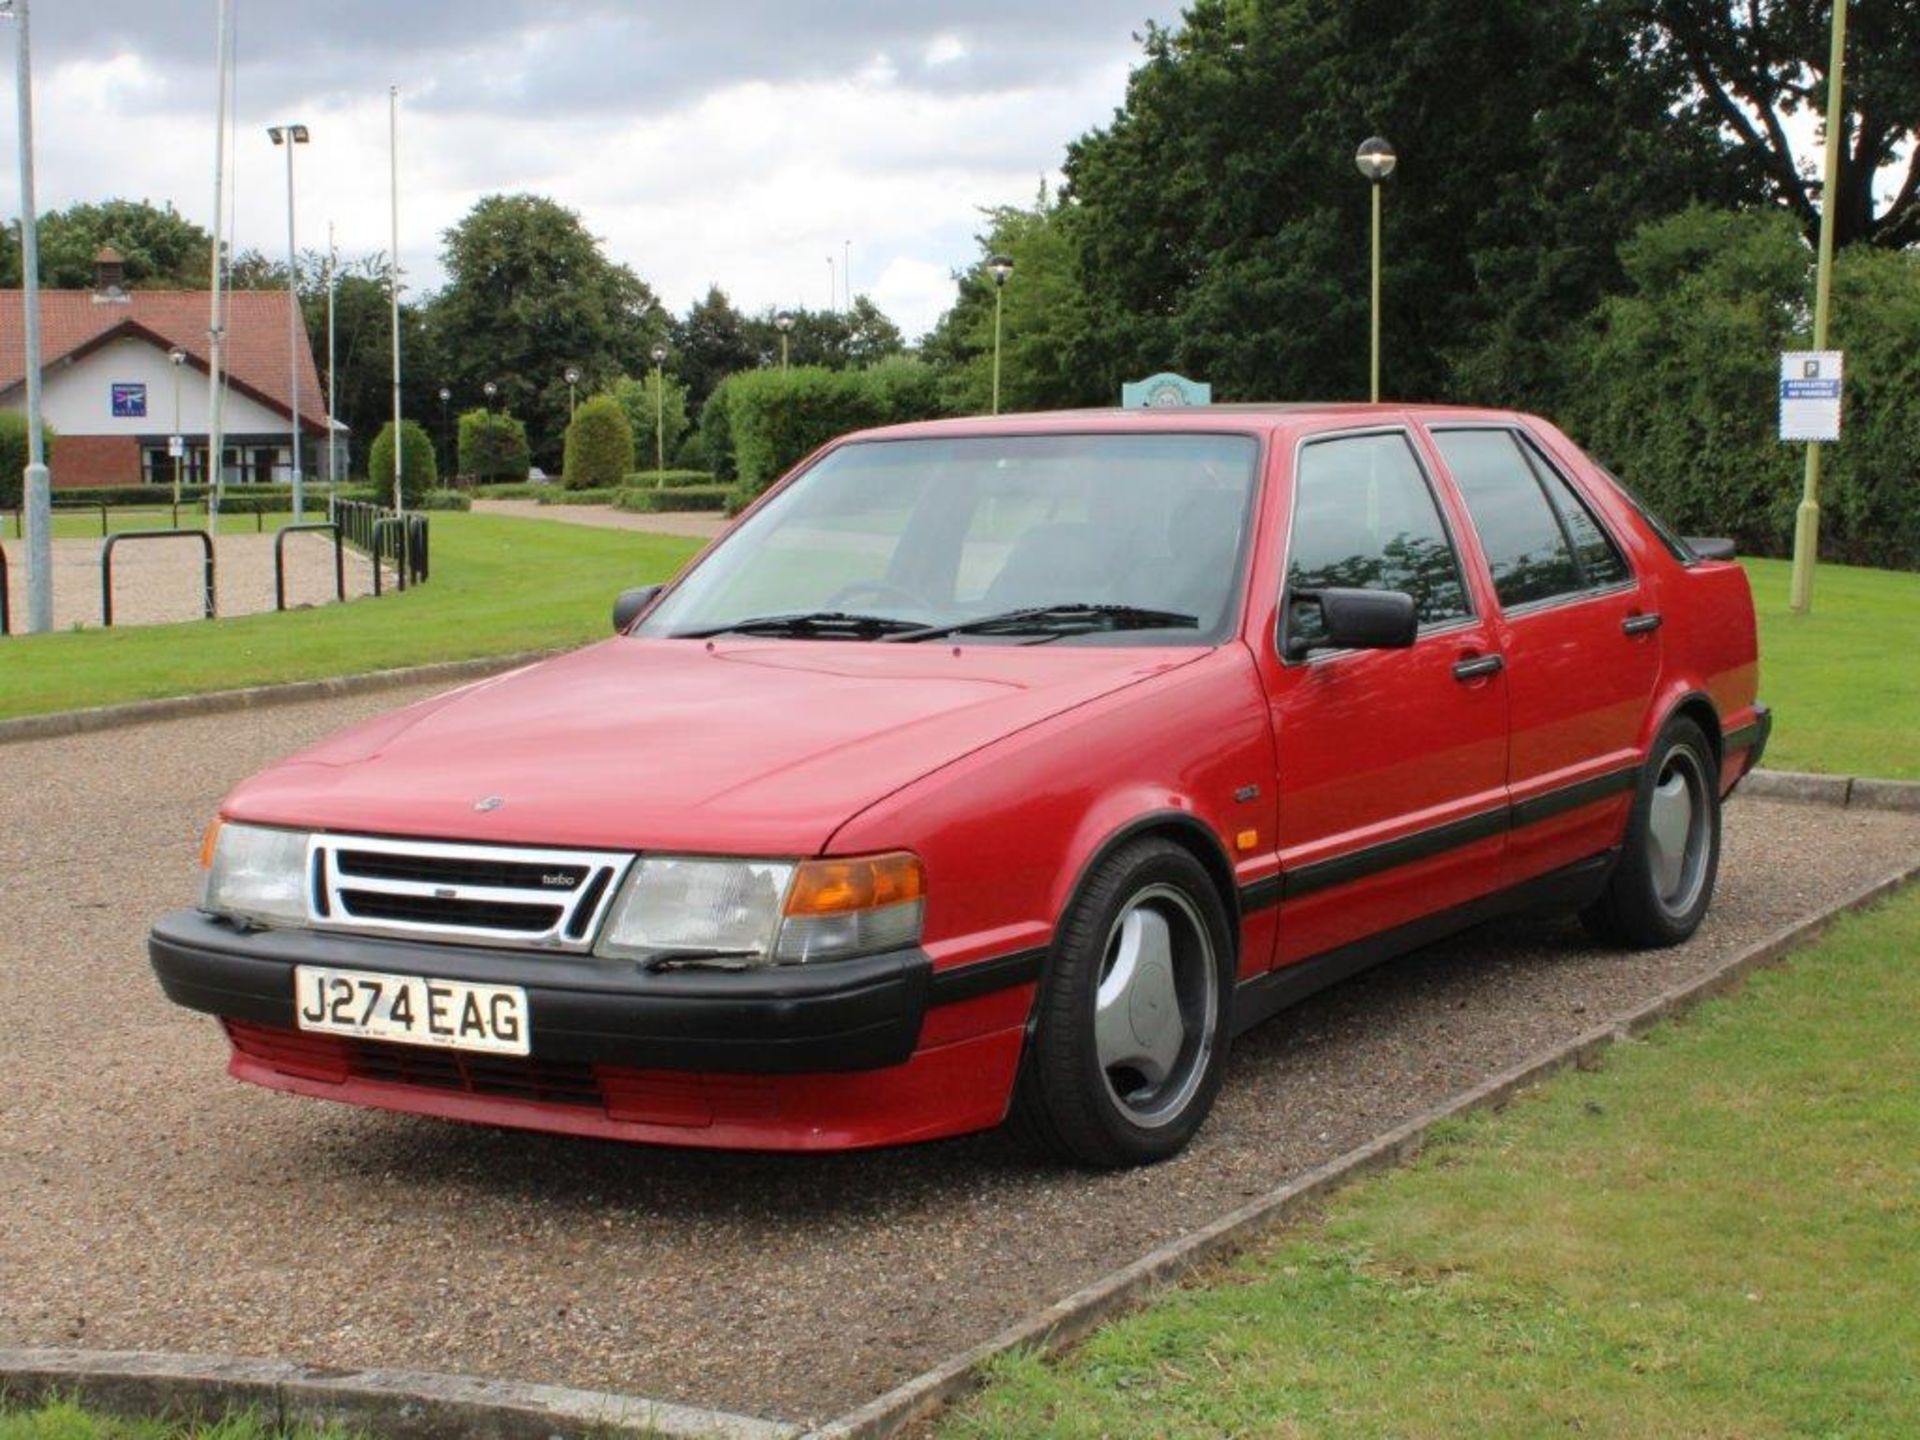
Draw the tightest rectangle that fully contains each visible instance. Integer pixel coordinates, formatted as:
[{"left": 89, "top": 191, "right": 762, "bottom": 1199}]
[{"left": 111, "top": 382, "right": 148, "bottom": 419}]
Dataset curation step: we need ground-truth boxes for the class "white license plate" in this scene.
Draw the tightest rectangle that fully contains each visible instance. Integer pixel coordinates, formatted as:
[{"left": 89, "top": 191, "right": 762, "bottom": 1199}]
[{"left": 293, "top": 966, "right": 530, "bottom": 1056}]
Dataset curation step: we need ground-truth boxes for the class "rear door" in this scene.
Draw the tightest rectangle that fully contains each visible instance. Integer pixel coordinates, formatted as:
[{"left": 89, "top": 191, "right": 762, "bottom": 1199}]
[
  {"left": 1258, "top": 429, "right": 1510, "bottom": 967},
  {"left": 1424, "top": 425, "right": 1660, "bottom": 887}
]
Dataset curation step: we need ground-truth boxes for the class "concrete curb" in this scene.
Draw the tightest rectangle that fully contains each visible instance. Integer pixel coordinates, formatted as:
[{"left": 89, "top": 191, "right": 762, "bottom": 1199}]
[
  {"left": 0, "top": 1348, "right": 797, "bottom": 1440},
  {"left": 1740, "top": 768, "right": 1920, "bottom": 812},
  {"left": 0, "top": 651, "right": 560, "bottom": 748},
  {"left": 811, "top": 857, "right": 1920, "bottom": 1439}
]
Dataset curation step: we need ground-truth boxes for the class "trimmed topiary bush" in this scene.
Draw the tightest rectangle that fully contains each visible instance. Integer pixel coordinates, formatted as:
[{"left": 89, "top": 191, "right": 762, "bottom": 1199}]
[
  {"left": 613, "top": 484, "right": 734, "bottom": 513},
  {"left": 0, "top": 412, "right": 56, "bottom": 510},
  {"left": 562, "top": 394, "right": 634, "bottom": 491},
  {"left": 457, "top": 409, "right": 532, "bottom": 483},
  {"left": 366, "top": 418, "right": 439, "bottom": 507},
  {"left": 722, "top": 361, "right": 946, "bottom": 498},
  {"left": 622, "top": 469, "right": 717, "bottom": 489}
]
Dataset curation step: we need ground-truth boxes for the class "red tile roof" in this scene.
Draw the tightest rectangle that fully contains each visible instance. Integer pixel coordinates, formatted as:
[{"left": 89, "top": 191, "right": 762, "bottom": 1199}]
[{"left": 0, "top": 288, "right": 329, "bottom": 430}]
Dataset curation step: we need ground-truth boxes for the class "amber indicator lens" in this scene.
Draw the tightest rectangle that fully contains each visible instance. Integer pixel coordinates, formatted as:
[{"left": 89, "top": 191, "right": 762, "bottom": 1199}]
[{"left": 786, "top": 852, "right": 925, "bottom": 916}]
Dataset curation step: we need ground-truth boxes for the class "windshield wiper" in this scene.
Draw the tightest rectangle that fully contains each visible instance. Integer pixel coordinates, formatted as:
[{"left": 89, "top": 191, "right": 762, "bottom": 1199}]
[
  {"left": 673, "top": 610, "right": 922, "bottom": 640},
  {"left": 883, "top": 603, "right": 1201, "bottom": 643}
]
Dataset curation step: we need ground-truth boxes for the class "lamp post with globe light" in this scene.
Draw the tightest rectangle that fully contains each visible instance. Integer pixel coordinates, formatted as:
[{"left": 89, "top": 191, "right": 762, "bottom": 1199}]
[
  {"left": 437, "top": 386, "right": 451, "bottom": 479},
  {"left": 169, "top": 347, "right": 188, "bottom": 504},
  {"left": 1354, "top": 136, "right": 1396, "bottom": 404},
  {"left": 650, "top": 343, "right": 669, "bottom": 480},
  {"left": 775, "top": 311, "right": 794, "bottom": 371},
  {"left": 564, "top": 366, "right": 580, "bottom": 421},
  {"left": 987, "top": 254, "right": 1014, "bottom": 415},
  {"left": 267, "top": 122, "right": 310, "bottom": 516}
]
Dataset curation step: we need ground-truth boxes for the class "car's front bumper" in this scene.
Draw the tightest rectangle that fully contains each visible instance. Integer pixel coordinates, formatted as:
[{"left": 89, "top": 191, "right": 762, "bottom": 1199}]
[{"left": 149, "top": 908, "right": 930, "bottom": 1073}]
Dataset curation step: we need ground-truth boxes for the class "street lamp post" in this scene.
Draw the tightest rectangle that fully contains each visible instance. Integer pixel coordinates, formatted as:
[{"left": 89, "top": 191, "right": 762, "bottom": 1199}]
[
  {"left": 1354, "top": 136, "right": 1396, "bottom": 404},
  {"left": 3, "top": 0, "right": 52, "bottom": 632},
  {"left": 482, "top": 380, "right": 498, "bottom": 411},
  {"left": 775, "top": 311, "right": 794, "bottom": 371},
  {"left": 437, "top": 386, "right": 451, "bottom": 479},
  {"left": 564, "top": 366, "right": 580, "bottom": 422},
  {"left": 324, "top": 220, "right": 336, "bottom": 491},
  {"left": 169, "top": 347, "right": 188, "bottom": 505},
  {"left": 987, "top": 254, "right": 1014, "bottom": 415},
  {"left": 1788, "top": 0, "right": 1850, "bottom": 615},
  {"left": 650, "top": 343, "right": 668, "bottom": 482},
  {"left": 268, "top": 122, "right": 310, "bottom": 517}
]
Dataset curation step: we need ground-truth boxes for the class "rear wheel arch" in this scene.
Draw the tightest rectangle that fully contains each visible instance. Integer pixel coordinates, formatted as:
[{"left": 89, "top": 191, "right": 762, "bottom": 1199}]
[{"left": 1663, "top": 691, "right": 1724, "bottom": 771}]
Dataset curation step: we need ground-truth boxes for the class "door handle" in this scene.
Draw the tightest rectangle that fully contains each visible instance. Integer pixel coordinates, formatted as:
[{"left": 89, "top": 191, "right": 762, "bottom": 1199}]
[
  {"left": 1622, "top": 612, "right": 1663, "bottom": 636},
  {"left": 1452, "top": 653, "right": 1504, "bottom": 682}
]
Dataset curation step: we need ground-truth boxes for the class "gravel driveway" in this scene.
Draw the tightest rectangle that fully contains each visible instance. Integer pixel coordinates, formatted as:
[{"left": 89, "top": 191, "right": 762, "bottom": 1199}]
[
  {"left": 0, "top": 531, "right": 383, "bottom": 631},
  {"left": 2, "top": 687, "right": 1914, "bottom": 1427}
]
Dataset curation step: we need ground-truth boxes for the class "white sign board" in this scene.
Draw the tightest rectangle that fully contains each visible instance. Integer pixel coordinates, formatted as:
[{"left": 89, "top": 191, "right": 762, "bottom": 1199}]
[
  {"left": 167, "top": 434, "right": 185, "bottom": 458},
  {"left": 1779, "top": 351, "right": 1843, "bottom": 442}
]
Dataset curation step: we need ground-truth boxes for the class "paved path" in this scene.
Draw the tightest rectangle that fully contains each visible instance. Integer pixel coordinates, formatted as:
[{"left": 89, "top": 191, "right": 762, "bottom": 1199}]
[
  {"left": 1, "top": 530, "right": 384, "bottom": 631},
  {"left": 2, "top": 684, "right": 1915, "bottom": 1425},
  {"left": 472, "top": 499, "right": 728, "bottom": 542}
]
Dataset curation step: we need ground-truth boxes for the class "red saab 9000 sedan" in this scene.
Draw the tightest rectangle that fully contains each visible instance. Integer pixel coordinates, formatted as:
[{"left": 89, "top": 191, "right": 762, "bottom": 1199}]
[{"left": 151, "top": 406, "right": 1768, "bottom": 1167}]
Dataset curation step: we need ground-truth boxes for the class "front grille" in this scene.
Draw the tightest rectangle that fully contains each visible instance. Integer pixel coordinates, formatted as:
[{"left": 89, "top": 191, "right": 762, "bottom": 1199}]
[{"left": 309, "top": 833, "right": 632, "bottom": 951}]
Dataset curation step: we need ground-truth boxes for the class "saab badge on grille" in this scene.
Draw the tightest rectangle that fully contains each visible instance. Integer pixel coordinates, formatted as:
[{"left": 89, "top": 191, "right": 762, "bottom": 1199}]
[{"left": 473, "top": 795, "right": 505, "bottom": 813}]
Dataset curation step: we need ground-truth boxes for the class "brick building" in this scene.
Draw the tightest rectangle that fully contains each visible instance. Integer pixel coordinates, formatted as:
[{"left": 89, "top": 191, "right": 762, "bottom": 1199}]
[{"left": 0, "top": 248, "right": 336, "bottom": 490}]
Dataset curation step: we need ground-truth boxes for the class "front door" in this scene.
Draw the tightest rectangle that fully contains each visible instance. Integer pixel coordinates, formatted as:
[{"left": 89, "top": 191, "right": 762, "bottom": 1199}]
[{"left": 1259, "top": 429, "right": 1510, "bottom": 967}]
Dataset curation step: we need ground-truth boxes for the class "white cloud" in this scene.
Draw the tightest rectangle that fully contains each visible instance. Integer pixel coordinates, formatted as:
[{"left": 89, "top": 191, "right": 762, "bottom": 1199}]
[{"left": 0, "top": 5, "right": 1173, "bottom": 339}]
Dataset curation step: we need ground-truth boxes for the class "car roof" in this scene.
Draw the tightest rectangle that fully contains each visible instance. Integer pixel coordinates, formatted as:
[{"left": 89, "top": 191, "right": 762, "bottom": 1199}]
[{"left": 847, "top": 402, "right": 1542, "bottom": 443}]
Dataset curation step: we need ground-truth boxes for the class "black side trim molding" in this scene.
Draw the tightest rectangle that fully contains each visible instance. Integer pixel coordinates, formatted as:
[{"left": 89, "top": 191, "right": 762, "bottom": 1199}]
[
  {"left": 927, "top": 947, "right": 1045, "bottom": 1006},
  {"left": 1232, "top": 851, "right": 1618, "bottom": 1037},
  {"left": 1238, "top": 874, "right": 1283, "bottom": 914},
  {"left": 1285, "top": 806, "right": 1510, "bottom": 900},
  {"left": 1509, "top": 765, "right": 1640, "bottom": 829},
  {"left": 1273, "top": 762, "right": 1640, "bottom": 903}
]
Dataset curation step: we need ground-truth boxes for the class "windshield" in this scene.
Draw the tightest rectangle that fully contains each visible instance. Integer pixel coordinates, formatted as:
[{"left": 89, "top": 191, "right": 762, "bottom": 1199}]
[{"left": 636, "top": 432, "right": 1262, "bottom": 645}]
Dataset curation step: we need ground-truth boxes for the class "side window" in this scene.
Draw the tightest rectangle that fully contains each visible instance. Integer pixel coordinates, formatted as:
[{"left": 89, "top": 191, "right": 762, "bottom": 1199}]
[
  {"left": 1284, "top": 432, "right": 1472, "bottom": 652},
  {"left": 1520, "top": 442, "right": 1631, "bottom": 588},
  {"left": 1431, "top": 429, "right": 1583, "bottom": 609}
]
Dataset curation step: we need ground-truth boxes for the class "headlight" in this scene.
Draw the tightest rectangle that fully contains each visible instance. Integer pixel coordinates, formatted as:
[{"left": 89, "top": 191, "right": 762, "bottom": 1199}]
[
  {"left": 596, "top": 852, "right": 923, "bottom": 967},
  {"left": 200, "top": 820, "right": 311, "bottom": 927}
]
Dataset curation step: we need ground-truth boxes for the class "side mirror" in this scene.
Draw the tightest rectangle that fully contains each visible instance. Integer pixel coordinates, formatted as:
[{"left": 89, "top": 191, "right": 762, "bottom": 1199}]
[
  {"left": 612, "top": 584, "right": 663, "bottom": 632},
  {"left": 1286, "top": 587, "right": 1418, "bottom": 658}
]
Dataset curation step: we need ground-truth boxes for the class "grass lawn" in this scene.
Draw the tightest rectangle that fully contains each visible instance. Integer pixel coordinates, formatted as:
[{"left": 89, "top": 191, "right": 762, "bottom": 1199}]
[
  {"left": 0, "top": 1402, "right": 358, "bottom": 1440},
  {"left": 944, "top": 885, "right": 1920, "bottom": 1439},
  {"left": 1744, "top": 556, "right": 1920, "bottom": 779},
  {"left": 0, "top": 512, "right": 701, "bottom": 720}
]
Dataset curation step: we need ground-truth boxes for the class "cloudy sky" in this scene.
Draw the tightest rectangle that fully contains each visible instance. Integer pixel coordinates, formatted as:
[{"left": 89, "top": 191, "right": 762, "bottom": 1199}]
[{"left": 1, "top": 1, "right": 1180, "bottom": 338}]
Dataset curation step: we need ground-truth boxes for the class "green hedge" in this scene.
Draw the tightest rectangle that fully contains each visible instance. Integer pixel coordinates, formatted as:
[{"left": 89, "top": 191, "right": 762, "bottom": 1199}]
[
  {"left": 622, "top": 469, "right": 717, "bottom": 489},
  {"left": 457, "top": 409, "right": 532, "bottom": 483},
  {"left": 562, "top": 394, "right": 635, "bottom": 490},
  {"left": 0, "top": 414, "right": 54, "bottom": 510},
  {"left": 614, "top": 484, "right": 734, "bottom": 513},
  {"left": 716, "top": 358, "right": 946, "bottom": 497},
  {"left": 465, "top": 481, "right": 558, "bottom": 500},
  {"left": 1565, "top": 208, "right": 1920, "bottom": 569},
  {"left": 540, "top": 486, "right": 619, "bottom": 505},
  {"left": 368, "top": 418, "right": 439, "bottom": 507},
  {"left": 330, "top": 485, "right": 471, "bottom": 511}
]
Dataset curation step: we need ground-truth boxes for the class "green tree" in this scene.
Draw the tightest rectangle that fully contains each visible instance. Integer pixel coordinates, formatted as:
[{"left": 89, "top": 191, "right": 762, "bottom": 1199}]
[
  {"left": 1059, "top": 0, "right": 1740, "bottom": 406},
  {"left": 921, "top": 188, "right": 1104, "bottom": 414},
  {"left": 741, "top": 299, "right": 906, "bottom": 371},
  {"left": 293, "top": 256, "right": 438, "bottom": 477},
  {"left": 562, "top": 394, "right": 635, "bottom": 489},
  {"left": 0, "top": 198, "right": 212, "bottom": 289},
  {"left": 1622, "top": 0, "right": 1920, "bottom": 250},
  {"left": 366, "top": 417, "right": 438, "bottom": 507},
  {"left": 671, "top": 286, "right": 758, "bottom": 410},
  {"left": 611, "top": 371, "right": 692, "bottom": 475},
  {"left": 427, "top": 194, "right": 668, "bottom": 469},
  {"left": 457, "top": 408, "right": 532, "bottom": 482}
]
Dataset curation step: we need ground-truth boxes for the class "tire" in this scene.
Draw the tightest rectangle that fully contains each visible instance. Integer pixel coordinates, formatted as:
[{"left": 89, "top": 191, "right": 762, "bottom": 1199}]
[
  {"left": 1009, "top": 837, "right": 1235, "bottom": 1168},
  {"left": 1582, "top": 716, "right": 1722, "bottom": 948}
]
